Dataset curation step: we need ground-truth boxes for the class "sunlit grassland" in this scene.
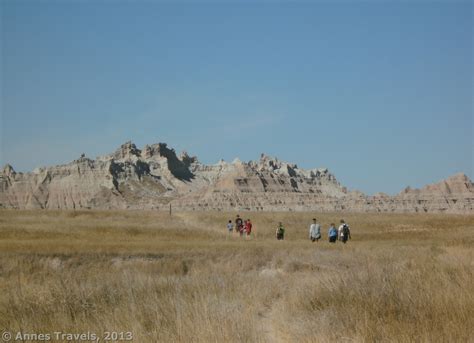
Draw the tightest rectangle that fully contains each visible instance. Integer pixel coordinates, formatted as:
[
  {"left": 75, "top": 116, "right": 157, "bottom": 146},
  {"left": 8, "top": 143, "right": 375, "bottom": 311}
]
[{"left": 0, "top": 210, "right": 473, "bottom": 342}]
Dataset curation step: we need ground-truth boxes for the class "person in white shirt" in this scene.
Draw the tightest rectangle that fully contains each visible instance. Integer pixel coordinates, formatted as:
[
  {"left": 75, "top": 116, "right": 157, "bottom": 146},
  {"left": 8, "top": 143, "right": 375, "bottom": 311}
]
[
  {"left": 338, "top": 219, "right": 351, "bottom": 243},
  {"left": 309, "top": 218, "right": 321, "bottom": 242}
]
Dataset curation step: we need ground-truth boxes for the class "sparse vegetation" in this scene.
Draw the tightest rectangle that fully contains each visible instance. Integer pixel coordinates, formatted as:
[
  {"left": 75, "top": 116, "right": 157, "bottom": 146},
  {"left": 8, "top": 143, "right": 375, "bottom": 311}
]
[{"left": 0, "top": 210, "right": 473, "bottom": 342}]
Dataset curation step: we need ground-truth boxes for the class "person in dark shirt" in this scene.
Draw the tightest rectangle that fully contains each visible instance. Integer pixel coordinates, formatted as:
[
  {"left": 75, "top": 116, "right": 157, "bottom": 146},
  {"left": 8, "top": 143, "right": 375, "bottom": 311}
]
[
  {"left": 235, "top": 215, "right": 243, "bottom": 235},
  {"left": 276, "top": 222, "right": 285, "bottom": 240}
]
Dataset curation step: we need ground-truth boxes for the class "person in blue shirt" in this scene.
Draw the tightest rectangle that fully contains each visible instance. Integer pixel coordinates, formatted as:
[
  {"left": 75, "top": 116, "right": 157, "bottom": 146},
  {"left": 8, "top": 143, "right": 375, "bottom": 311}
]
[
  {"left": 328, "top": 223, "right": 338, "bottom": 243},
  {"left": 227, "top": 220, "right": 234, "bottom": 233}
]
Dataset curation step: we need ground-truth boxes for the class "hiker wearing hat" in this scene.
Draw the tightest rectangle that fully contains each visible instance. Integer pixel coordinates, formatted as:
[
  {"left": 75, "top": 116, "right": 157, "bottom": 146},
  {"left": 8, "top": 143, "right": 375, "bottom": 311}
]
[{"left": 338, "top": 219, "right": 351, "bottom": 243}]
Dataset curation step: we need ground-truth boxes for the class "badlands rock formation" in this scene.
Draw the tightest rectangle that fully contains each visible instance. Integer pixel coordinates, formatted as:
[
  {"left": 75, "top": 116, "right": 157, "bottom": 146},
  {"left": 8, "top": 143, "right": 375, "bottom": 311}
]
[{"left": 1, "top": 141, "right": 473, "bottom": 213}]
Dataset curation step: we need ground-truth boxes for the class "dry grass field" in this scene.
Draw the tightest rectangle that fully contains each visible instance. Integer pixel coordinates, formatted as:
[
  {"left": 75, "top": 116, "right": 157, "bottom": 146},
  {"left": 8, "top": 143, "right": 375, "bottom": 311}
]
[{"left": 0, "top": 210, "right": 473, "bottom": 342}]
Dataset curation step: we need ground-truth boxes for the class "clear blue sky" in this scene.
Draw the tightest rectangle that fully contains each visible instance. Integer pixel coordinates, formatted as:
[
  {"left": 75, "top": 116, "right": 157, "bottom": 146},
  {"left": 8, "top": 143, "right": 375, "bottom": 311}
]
[{"left": 1, "top": 1, "right": 472, "bottom": 194}]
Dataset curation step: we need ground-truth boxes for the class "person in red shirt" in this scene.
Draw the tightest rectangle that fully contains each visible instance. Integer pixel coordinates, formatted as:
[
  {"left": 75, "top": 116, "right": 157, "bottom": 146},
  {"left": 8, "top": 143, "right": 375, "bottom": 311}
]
[
  {"left": 240, "top": 220, "right": 246, "bottom": 237},
  {"left": 245, "top": 219, "right": 252, "bottom": 238}
]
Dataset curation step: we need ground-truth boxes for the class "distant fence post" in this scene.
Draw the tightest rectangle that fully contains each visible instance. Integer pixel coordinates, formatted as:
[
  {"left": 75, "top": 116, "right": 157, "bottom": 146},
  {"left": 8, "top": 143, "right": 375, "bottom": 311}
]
[{"left": 169, "top": 203, "right": 172, "bottom": 216}]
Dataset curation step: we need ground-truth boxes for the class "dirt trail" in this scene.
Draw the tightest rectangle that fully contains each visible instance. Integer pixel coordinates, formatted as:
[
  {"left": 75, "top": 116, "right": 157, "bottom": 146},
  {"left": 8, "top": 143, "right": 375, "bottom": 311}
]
[
  {"left": 259, "top": 306, "right": 280, "bottom": 343},
  {"left": 257, "top": 293, "right": 289, "bottom": 343}
]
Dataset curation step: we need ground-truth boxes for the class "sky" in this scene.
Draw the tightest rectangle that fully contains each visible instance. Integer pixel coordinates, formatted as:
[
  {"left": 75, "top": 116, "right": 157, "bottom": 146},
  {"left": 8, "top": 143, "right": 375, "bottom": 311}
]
[{"left": 1, "top": 0, "right": 472, "bottom": 194}]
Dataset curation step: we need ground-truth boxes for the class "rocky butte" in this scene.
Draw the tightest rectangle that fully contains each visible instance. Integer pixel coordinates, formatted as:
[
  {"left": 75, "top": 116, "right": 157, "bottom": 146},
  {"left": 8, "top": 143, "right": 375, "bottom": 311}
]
[{"left": 1, "top": 141, "right": 473, "bottom": 213}]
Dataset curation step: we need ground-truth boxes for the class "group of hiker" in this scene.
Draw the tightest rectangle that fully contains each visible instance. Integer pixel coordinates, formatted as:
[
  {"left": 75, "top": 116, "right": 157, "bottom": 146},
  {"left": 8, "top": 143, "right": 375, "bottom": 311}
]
[
  {"left": 307, "top": 218, "right": 351, "bottom": 243},
  {"left": 227, "top": 215, "right": 253, "bottom": 237},
  {"left": 227, "top": 215, "right": 351, "bottom": 243}
]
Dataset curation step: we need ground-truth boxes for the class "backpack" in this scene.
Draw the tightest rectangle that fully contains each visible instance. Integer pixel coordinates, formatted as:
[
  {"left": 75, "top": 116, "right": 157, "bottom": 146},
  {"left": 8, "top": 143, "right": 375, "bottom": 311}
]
[{"left": 342, "top": 224, "right": 350, "bottom": 235}]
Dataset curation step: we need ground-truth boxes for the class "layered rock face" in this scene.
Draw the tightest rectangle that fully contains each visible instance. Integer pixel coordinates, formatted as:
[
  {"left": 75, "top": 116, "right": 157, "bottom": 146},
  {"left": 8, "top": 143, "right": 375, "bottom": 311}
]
[{"left": 1, "top": 141, "right": 473, "bottom": 213}]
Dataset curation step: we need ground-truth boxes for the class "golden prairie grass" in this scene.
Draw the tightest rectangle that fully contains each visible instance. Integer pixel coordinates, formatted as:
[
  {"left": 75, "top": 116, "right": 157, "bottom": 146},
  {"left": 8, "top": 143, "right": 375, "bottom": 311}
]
[{"left": 0, "top": 210, "right": 473, "bottom": 342}]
